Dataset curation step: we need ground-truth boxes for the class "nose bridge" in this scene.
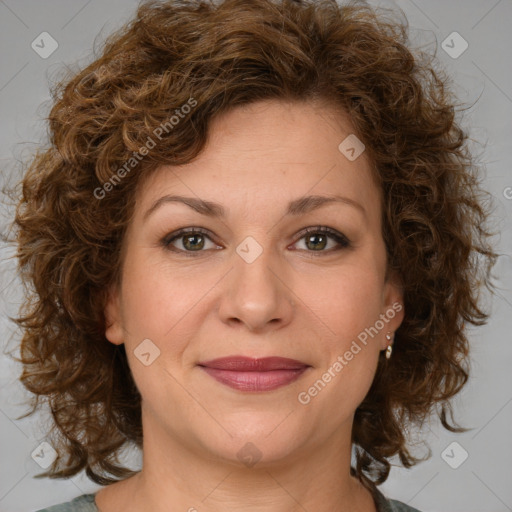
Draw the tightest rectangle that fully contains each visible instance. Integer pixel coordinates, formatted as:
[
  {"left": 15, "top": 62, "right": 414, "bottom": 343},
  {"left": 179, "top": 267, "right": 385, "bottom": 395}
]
[{"left": 218, "top": 234, "right": 294, "bottom": 332}]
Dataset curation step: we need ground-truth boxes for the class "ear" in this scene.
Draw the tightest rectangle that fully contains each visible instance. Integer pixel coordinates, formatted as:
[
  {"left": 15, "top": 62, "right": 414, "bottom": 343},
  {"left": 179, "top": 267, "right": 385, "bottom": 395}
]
[
  {"left": 380, "top": 269, "right": 405, "bottom": 350},
  {"left": 104, "top": 283, "right": 124, "bottom": 346}
]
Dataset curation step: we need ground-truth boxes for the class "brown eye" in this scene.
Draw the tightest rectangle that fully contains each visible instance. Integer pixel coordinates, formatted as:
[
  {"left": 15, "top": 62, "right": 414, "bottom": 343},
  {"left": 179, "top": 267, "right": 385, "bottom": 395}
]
[
  {"left": 162, "top": 228, "right": 219, "bottom": 254},
  {"left": 161, "top": 226, "right": 350, "bottom": 257},
  {"left": 293, "top": 227, "right": 351, "bottom": 253},
  {"left": 305, "top": 233, "right": 328, "bottom": 251},
  {"left": 180, "top": 233, "right": 205, "bottom": 251}
]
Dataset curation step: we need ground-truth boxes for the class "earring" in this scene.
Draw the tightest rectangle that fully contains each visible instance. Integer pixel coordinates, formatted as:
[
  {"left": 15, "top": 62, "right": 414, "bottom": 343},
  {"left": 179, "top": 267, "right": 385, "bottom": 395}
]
[{"left": 385, "top": 332, "right": 393, "bottom": 359}]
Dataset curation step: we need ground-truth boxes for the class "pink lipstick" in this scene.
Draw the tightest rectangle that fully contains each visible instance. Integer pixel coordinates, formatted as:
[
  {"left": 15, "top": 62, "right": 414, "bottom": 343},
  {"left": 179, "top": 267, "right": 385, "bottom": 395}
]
[{"left": 198, "top": 356, "right": 310, "bottom": 391}]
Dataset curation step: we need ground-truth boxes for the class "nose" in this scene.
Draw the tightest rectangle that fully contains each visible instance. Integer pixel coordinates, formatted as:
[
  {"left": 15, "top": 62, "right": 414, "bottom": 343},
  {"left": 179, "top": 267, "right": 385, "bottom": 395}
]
[{"left": 217, "top": 244, "right": 295, "bottom": 333}]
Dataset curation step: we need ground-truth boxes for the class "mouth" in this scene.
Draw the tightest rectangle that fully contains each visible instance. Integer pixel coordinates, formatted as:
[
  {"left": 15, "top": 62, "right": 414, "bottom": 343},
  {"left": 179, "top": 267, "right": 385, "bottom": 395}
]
[{"left": 197, "top": 356, "right": 311, "bottom": 392}]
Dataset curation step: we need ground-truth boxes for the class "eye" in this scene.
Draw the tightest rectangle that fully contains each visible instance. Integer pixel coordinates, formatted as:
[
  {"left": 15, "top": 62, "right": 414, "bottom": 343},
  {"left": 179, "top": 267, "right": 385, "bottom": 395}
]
[
  {"left": 162, "top": 227, "right": 220, "bottom": 255},
  {"left": 161, "top": 226, "right": 351, "bottom": 256},
  {"left": 291, "top": 226, "right": 351, "bottom": 253}
]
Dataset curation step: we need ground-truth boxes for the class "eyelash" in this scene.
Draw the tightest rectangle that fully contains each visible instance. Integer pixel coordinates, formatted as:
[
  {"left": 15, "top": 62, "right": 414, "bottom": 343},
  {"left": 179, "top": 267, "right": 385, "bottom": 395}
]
[{"left": 161, "top": 226, "right": 351, "bottom": 257}]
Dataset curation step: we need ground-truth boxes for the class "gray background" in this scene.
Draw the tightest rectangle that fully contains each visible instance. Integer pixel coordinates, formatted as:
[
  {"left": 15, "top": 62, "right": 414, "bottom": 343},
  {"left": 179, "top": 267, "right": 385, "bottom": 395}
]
[{"left": 1, "top": 1, "right": 511, "bottom": 511}]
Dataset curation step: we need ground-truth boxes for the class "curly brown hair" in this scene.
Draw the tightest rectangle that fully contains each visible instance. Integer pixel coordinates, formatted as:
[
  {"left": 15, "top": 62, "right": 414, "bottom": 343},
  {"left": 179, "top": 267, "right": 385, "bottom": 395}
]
[{"left": 10, "top": 0, "right": 497, "bottom": 490}]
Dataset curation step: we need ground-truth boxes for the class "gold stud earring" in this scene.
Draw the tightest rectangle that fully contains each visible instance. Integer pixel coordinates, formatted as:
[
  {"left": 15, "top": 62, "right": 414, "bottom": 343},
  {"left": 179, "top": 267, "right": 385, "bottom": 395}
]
[{"left": 385, "top": 332, "right": 393, "bottom": 360}]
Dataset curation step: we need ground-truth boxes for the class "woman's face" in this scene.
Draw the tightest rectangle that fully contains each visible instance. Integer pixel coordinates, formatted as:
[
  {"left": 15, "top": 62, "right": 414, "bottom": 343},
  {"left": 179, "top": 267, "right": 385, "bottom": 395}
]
[{"left": 105, "top": 99, "right": 404, "bottom": 467}]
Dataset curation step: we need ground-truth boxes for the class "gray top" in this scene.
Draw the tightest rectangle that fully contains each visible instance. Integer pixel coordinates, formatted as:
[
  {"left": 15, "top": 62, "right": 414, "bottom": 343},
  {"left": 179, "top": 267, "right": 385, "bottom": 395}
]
[{"left": 34, "top": 488, "right": 421, "bottom": 511}]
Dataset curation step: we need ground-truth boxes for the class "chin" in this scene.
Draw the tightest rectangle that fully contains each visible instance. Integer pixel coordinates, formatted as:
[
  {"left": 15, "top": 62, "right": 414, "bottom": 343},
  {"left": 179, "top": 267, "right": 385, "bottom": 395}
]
[{"left": 197, "top": 418, "right": 308, "bottom": 467}]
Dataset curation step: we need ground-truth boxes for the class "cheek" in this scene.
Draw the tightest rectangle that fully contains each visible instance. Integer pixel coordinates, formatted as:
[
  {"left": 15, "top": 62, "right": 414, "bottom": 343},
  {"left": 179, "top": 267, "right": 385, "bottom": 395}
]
[
  {"left": 119, "top": 250, "right": 220, "bottom": 359},
  {"left": 296, "top": 268, "right": 384, "bottom": 417},
  {"left": 296, "top": 261, "right": 386, "bottom": 402},
  {"left": 118, "top": 252, "right": 182, "bottom": 342},
  {"left": 298, "top": 262, "right": 384, "bottom": 337}
]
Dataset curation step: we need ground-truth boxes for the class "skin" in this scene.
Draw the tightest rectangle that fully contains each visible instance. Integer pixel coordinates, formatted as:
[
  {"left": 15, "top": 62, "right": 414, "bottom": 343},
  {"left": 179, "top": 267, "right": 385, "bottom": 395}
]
[{"left": 98, "top": 99, "right": 404, "bottom": 512}]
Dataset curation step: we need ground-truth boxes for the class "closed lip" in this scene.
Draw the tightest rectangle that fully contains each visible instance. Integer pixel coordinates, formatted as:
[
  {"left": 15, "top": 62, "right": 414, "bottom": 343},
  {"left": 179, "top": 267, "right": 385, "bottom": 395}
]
[{"left": 197, "top": 356, "right": 309, "bottom": 371}]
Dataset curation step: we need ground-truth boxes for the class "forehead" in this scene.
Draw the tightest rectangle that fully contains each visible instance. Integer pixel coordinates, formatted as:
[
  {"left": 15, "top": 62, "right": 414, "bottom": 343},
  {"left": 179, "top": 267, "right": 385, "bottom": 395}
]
[{"left": 136, "top": 99, "right": 381, "bottom": 220}]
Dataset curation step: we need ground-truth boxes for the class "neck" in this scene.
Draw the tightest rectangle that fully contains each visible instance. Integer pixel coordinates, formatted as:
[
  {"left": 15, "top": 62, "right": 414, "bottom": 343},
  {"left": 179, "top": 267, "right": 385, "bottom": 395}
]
[{"left": 107, "top": 413, "right": 376, "bottom": 512}]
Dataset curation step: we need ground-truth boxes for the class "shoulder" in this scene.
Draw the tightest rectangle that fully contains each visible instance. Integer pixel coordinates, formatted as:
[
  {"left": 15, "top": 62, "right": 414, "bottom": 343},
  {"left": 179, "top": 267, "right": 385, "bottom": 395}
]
[
  {"left": 34, "top": 494, "right": 98, "bottom": 512},
  {"left": 373, "top": 486, "right": 422, "bottom": 512}
]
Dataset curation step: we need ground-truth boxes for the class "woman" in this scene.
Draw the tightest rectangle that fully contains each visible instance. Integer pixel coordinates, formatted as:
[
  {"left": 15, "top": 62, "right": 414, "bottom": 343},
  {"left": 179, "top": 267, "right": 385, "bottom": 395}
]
[{"left": 12, "top": 0, "right": 496, "bottom": 510}]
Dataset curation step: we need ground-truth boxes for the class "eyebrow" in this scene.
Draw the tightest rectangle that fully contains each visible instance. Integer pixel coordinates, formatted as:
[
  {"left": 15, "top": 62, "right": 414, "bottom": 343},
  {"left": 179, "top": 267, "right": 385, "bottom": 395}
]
[{"left": 143, "top": 193, "right": 366, "bottom": 221}]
